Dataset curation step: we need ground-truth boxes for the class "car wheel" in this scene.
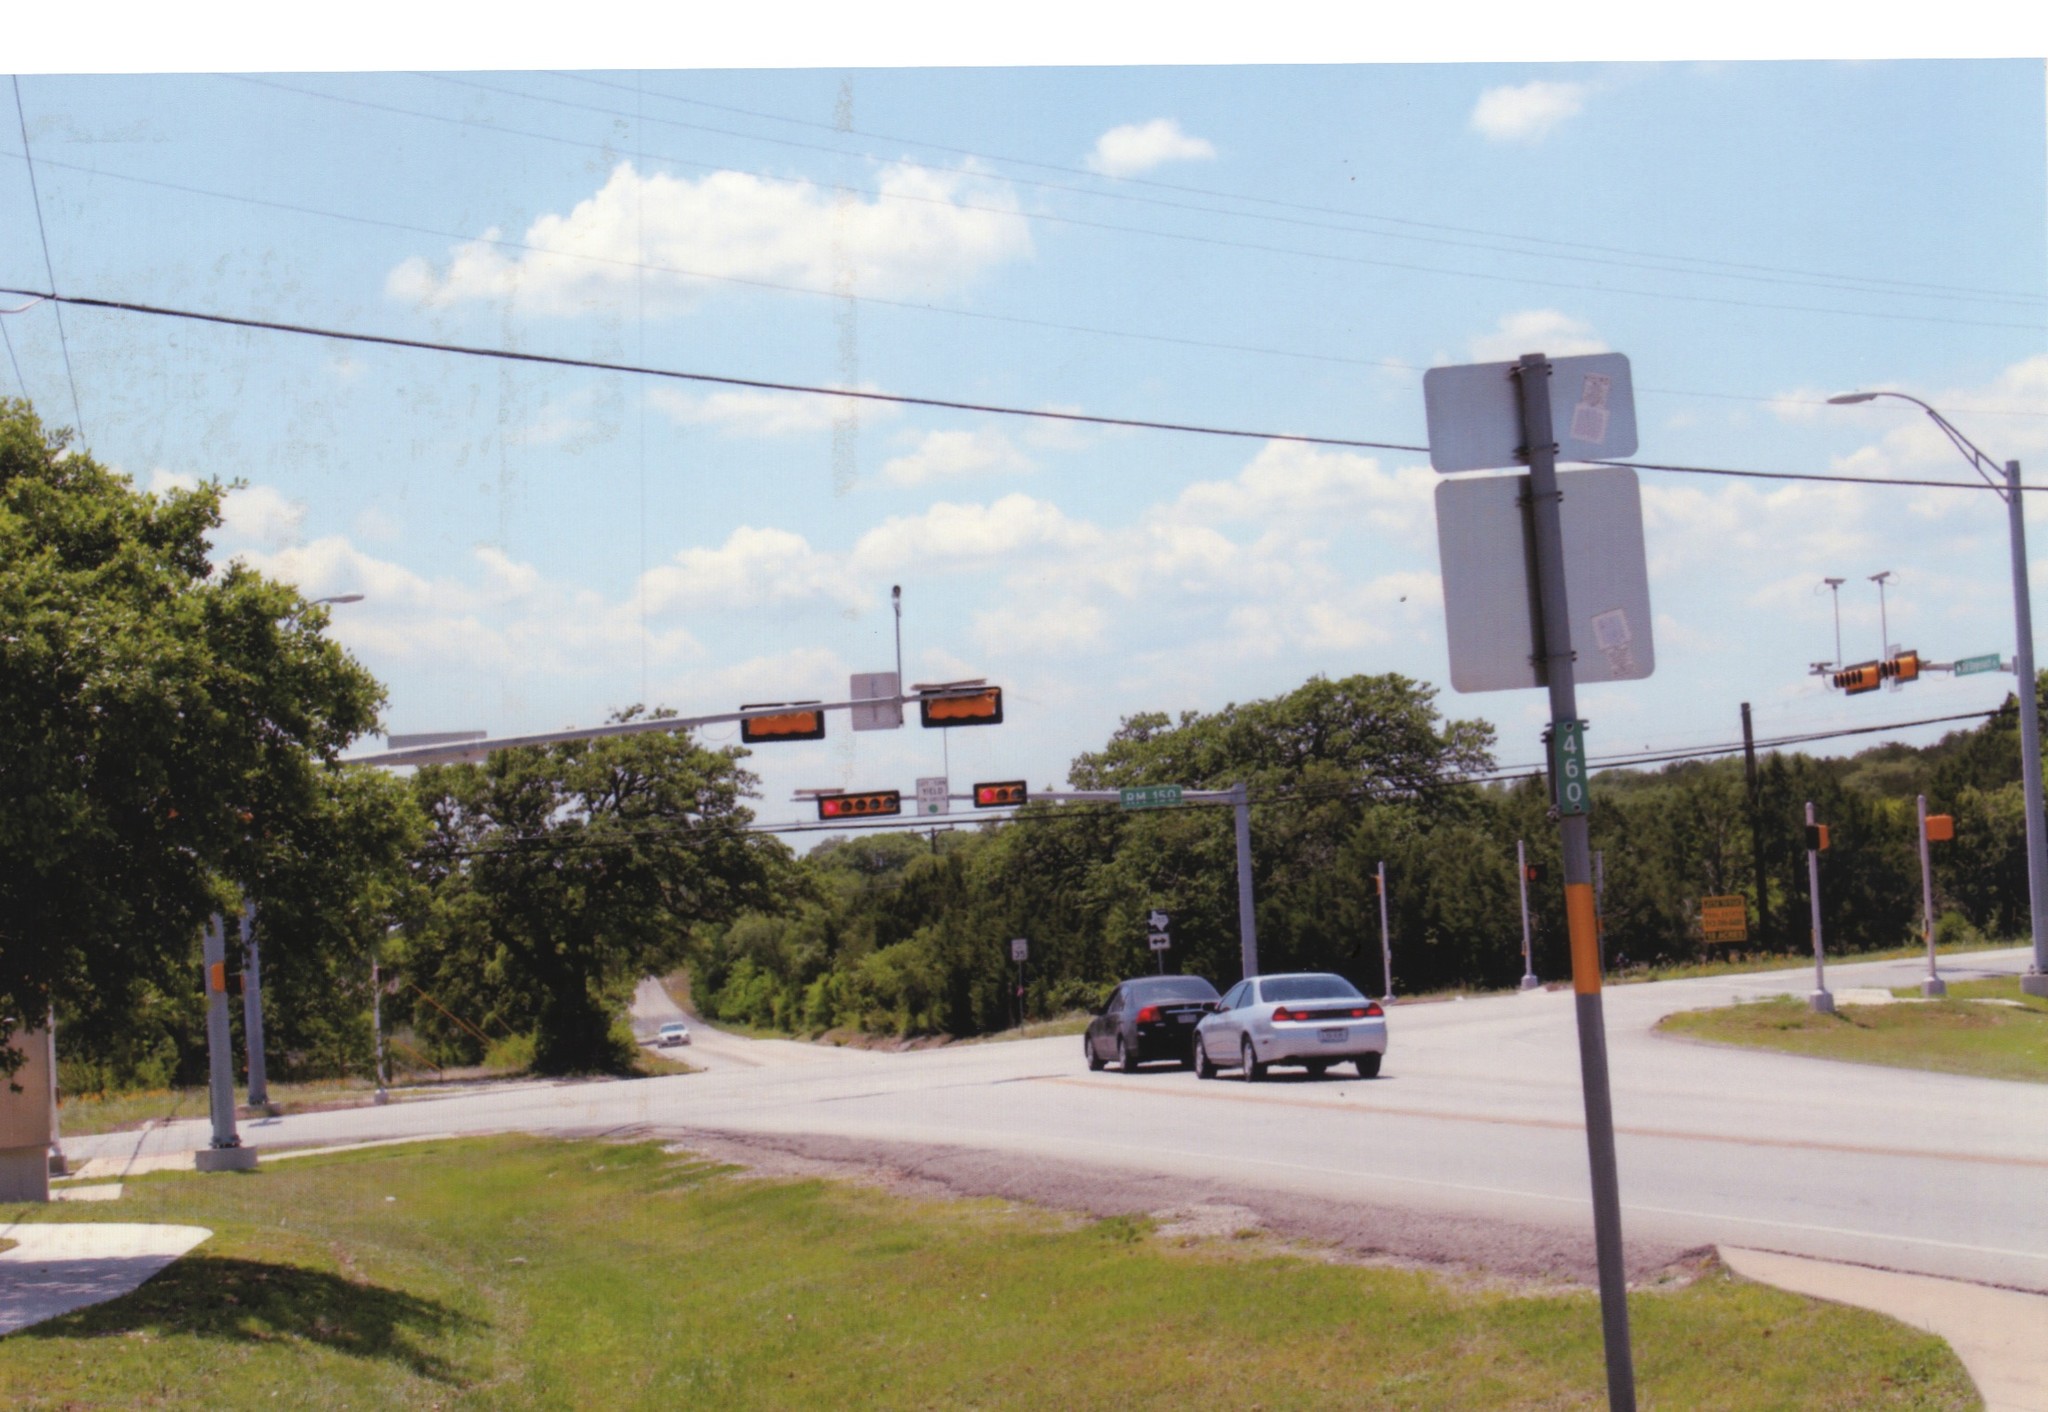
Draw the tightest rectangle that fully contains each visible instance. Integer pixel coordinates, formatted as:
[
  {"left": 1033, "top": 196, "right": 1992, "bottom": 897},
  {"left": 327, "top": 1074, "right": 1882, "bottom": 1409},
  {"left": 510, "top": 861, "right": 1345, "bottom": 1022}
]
[
  {"left": 1118, "top": 1034, "right": 1140, "bottom": 1074},
  {"left": 1085, "top": 1033, "right": 1104, "bottom": 1071},
  {"left": 1356, "top": 1052, "right": 1382, "bottom": 1079},
  {"left": 1240, "top": 1036, "right": 1266, "bottom": 1083},
  {"left": 1305, "top": 1061, "right": 1329, "bottom": 1078},
  {"left": 1193, "top": 1036, "right": 1215, "bottom": 1080}
]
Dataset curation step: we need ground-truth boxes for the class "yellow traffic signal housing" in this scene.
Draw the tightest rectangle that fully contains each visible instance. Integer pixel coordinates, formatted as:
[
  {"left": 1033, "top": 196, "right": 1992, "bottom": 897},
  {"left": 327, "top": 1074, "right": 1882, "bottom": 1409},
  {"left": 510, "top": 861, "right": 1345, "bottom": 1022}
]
[
  {"left": 1926, "top": 814, "right": 1954, "bottom": 842},
  {"left": 816, "top": 790, "right": 901, "bottom": 820},
  {"left": 1805, "top": 823, "right": 1831, "bottom": 852},
  {"left": 739, "top": 703, "right": 826, "bottom": 744},
  {"left": 921, "top": 686, "right": 1004, "bottom": 728},
  {"left": 973, "top": 780, "right": 1028, "bottom": 808},
  {"left": 1831, "top": 662, "right": 1883, "bottom": 695},
  {"left": 1882, "top": 650, "right": 1921, "bottom": 683}
]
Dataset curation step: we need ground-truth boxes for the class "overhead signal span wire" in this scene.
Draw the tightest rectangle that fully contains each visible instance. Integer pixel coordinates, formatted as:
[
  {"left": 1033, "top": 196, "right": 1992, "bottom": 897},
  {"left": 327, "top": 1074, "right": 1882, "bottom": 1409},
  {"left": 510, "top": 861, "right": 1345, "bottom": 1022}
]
[
  {"left": 8, "top": 283, "right": 2041, "bottom": 499},
  {"left": 544, "top": 70, "right": 2048, "bottom": 311},
  {"left": 227, "top": 76, "right": 2046, "bottom": 336}
]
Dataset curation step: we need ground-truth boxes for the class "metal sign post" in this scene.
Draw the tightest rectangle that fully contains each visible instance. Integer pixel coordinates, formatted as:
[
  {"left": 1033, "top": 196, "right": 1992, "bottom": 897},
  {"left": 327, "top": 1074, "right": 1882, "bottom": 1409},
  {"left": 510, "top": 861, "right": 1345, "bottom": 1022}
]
[
  {"left": 1917, "top": 797, "right": 1947, "bottom": 998},
  {"left": 1517, "top": 839, "right": 1539, "bottom": 990},
  {"left": 239, "top": 904, "right": 270, "bottom": 1110},
  {"left": 1376, "top": 861, "right": 1394, "bottom": 1003},
  {"left": 196, "top": 914, "right": 257, "bottom": 1172},
  {"left": 1512, "top": 352, "right": 1637, "bottom": 1409},
  {"left": 1806, "top": 803, "right": 1834, "bottom": 1015}
]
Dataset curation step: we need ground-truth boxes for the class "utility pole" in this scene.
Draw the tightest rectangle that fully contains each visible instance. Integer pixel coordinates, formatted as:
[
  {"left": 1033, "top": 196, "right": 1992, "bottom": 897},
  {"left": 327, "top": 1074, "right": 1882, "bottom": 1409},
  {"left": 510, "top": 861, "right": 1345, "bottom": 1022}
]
[
  {"left": 239, "top": 904, "right": 270, "bottom": 1111},
  {"left": 1820, "top": 577, "right": 1846, "bottom": 667},
  {"left": 1917, "top": 796, "right": 1947, "bottom": 999},
  {"left": 1514, "top": 352, "right": 1635, "bottom": 1409},
  {"left": 1376, "top": 860, "right": 1394, "bottom": 1003},
  {"left": 1805, "top": 802, "right": 1833, "bottom": 1015},
  {"left": 1232, "top": 782, "right": 1259, "bottom": 980},
  {"left": 1517, "top": 839, "right": 1539, "bottom": 990},
  {"left": 1741, "top": 703, "right": 1770, "bottom": 945},
  {"left": 372, "top": 958, "right": 390, "bottom": 1105},
  {"left": 196, "top": 914, "right": 256, "bottom": 1172}
]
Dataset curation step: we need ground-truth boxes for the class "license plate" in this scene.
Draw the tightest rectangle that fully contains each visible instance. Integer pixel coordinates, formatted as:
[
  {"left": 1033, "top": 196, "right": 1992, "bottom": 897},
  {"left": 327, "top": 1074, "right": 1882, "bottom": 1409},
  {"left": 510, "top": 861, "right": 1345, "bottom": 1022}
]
[
  {"left": 1318, "top": 1026, "right": 1348, "bottom": 1043},
  {"left": 1176, "top": 1013, "right": 1196, "bottom": 1023}
]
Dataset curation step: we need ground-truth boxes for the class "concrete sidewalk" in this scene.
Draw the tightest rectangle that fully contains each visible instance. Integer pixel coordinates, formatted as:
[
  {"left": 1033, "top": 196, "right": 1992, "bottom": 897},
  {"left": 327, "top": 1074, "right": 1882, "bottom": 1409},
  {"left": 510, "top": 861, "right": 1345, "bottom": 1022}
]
[
  {"left": 0, "top": 1223, "right": 210, "bottom": 1335},
  {"left": 1723, "top": 1245, "right": 2048, "bottom": 1412}
]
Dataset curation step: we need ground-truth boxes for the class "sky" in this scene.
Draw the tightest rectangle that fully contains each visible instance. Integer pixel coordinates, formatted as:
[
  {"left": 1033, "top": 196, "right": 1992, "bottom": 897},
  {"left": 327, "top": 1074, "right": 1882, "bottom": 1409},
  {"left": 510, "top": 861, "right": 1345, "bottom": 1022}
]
[{"left": 5, "top": 14, "right": 2048, "bottom": 840}]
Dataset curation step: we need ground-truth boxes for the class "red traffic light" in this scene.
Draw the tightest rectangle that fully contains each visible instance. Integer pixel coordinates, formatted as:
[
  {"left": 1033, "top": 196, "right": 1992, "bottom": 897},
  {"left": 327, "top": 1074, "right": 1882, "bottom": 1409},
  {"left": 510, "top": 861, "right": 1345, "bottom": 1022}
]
[
  {"left": 973, "top": 780, "right": 1028, "bottom": 808},
  {"left": 740, "top": 703, "right": 826, "bottom": 744},
  {"left": 921, "top": 687, "right": 1003, "bottom": 728},
  {"left": 816, "top": 790, "right": 901, "bottom": 821},
  {"left": 1831, "top": 662, "right": 1883, "bottom": 695}
]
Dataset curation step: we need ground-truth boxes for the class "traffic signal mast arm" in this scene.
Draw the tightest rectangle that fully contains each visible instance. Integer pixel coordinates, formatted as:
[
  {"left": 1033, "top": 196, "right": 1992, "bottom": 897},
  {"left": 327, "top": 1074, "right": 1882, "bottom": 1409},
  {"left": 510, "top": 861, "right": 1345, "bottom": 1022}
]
[{"left": 345, "top": 683, "right": 1002, "bottom": 768}]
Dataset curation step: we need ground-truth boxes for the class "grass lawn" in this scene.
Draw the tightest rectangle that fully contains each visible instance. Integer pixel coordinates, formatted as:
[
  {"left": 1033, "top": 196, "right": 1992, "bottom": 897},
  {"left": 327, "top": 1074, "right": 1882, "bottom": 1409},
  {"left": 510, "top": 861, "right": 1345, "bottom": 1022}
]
[
  {"left": 1658, "top": 977, "right": 2048, "bottom": 1083},
  {"left": 58, "top": 1047, "right": 694, "bottom": 1139},
  {"left": 1, "top": 1135, "right": 1977, "bottom": 1409},
  {"left": 1612, "top": 941, "right": 2028, "bottom": 988}
]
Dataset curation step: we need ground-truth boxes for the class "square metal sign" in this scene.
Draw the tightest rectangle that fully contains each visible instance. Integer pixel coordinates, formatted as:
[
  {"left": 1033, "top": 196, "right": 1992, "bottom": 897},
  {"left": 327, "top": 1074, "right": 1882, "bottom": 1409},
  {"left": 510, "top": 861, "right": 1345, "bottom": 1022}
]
[
  {"left": 916, "top": 776, "right": 950, "bottom": 816},
  {"left": 1423, "top": 354, "right": 1638, "bottom": 473},
  {"left": 1435, "top": 466, "right": 1654, "bottom": 693},
  {"left": 850, "top": 672, "right": 903, "bottom": 731}
]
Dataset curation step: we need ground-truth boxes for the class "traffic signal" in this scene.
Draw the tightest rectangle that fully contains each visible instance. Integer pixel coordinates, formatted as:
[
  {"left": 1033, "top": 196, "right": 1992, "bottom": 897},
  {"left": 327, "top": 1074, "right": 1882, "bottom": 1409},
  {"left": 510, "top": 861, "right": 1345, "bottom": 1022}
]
[
  {"left": 1524, "top": 862, "right": 1545, "bottom": 884},
  {"left": 1805, "top": 823, "right": 1831, "bottom": 852},
  {"left": 740, "top": 703, "right": 826, "bottom": 744},
  {"left": 1830, "top": 662, "right": 1883, "bottom": 695},
  {"left": 1881, "top": 650, "right": 1921, "bottom": 684},
  {"left": 920, "top": 686, "right": 1003, "bottom": 728},
  {"left": 973, "top": 780, "right": 1028, "bottom": 808},
  {"left": 1926, "top": 814, "right": 1954, "bottom": 842},
  {"left": 815, "top": 790, "right": 901, "bottom": 821}
]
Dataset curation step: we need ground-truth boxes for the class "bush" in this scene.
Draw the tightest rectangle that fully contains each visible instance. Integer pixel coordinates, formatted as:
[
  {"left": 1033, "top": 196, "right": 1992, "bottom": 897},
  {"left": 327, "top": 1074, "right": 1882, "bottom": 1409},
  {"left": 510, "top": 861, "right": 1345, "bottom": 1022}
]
[{"left": 482, "top": 1030, "right": 535, "bottom": 1073}]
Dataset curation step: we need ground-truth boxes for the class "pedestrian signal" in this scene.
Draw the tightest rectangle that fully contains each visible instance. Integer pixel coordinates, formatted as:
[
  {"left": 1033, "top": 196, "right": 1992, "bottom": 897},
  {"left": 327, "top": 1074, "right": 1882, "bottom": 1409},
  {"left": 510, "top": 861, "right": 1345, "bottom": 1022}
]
[
  {"left": 973, "top": 780, "right": 1028, "bottom": 808},
  {"left": 1805, "top": 823, "right": 1831, "bottom": 852},
  {"left": 1926, "top": 814, "right": 1954, "bottom": 842},
  {"left": 1524, "top": 863, "right": 1545, "bottom": 884},
  {"left": 739, "top": 703, "right": 826, "bottom": 744},
  {"left": 1830, "top": 662, "right": 1883, "bottom": 695},
  {"left": 920, "top": 687, "right": 1004, "bottom": 728},
  {"left": 816, "top": 790, "right": 901, "bottom": 820}
]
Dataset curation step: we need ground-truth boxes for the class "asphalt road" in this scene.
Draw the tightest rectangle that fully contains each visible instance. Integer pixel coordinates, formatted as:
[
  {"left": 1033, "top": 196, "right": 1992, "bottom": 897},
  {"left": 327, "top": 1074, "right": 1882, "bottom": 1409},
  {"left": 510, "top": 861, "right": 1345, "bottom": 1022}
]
[{"left": 66, "top": 949, "right": 2048, "bottom": 1292}]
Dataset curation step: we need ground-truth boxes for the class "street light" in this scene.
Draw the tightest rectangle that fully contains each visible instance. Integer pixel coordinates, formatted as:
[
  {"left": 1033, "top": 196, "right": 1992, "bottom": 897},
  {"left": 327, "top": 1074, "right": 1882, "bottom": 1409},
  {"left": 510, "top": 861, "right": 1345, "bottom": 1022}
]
[
  {"left": 1828, "top": 390, "right": 2048, "bottom": 997},
  {"left": 310, "top": 593, "right": 363, "bottom": 606}
]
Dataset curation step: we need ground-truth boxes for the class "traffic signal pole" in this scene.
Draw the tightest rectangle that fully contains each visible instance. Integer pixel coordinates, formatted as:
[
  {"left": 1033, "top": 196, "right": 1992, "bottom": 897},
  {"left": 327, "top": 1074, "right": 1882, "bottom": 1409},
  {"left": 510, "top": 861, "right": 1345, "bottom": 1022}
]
[
  {"left": 2005, "top": 460, "right": 2048, "bottom": 999},
  {"left": 1514, "top": 352, "right": 1636, "bottom": 1411}
]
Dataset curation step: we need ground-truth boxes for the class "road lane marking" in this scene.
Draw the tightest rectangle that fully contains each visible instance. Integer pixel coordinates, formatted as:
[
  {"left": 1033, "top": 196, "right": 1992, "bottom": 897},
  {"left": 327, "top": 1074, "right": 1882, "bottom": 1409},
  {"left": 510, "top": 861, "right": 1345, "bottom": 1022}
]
[{"left": 1039, "top": 1075, "right": 2048, "bottom": 1172}]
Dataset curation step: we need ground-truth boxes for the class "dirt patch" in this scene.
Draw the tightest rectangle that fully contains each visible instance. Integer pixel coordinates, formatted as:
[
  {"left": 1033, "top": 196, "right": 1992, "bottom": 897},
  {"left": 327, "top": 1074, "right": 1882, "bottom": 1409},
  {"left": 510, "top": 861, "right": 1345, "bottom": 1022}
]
[{"left": 626, "top": 1126, "right": 1710, "bottom": 1294}]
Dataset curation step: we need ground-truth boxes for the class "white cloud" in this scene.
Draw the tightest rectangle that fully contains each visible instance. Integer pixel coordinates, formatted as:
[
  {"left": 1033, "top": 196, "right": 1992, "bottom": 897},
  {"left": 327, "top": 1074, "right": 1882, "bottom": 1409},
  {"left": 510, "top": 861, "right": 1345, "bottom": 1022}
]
[
  {"left": 1084, "top": 119, "right": 1217, "bottom": 177},
  {"left": 1469, "top": 81, "right": 1590, "bottom": 143},
  {"left": 1170, "top": 439, "right": 1435, "bottom": 536},
  {"left": 387, "top": 160, "right": 1032, "bottom": 315},
  {"left": 880, "top": 428, "right": 1034, "bottom": 486},
  {"left": 1467, "top": 309, "right": 1608, "bottom": 362},
  {"left": 639, "top": 526, "right": 866, "bottom": 615},
  {"left": 648, "top": 385, "right": 897, "bottom": 438},
  {"left": 973, "top": 600, "right": 1107, "bottom": 656},
  {"left": 852, "top": 494, "right": 1103, "bottom": 573}
]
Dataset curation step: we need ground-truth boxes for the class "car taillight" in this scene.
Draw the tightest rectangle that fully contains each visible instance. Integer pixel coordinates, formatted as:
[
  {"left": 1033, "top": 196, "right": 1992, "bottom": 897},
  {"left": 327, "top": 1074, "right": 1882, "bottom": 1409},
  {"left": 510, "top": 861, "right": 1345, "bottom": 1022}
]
[
  {"left": 1364, "top": 1002, "right": 1383, "bottom": 1017},
  {"left": 1136, "top": 1005, "right": 1160, "bottom": 1023},
  {"left": 1272, "top": 1006, "right": 1301, "bottom": 1022}
]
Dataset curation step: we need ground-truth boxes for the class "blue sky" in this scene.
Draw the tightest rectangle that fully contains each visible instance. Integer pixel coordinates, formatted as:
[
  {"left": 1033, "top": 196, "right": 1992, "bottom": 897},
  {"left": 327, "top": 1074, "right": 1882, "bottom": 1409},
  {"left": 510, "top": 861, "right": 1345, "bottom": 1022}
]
[{"left": 5, "top": 25, "right": 2047, "bottom": 833}]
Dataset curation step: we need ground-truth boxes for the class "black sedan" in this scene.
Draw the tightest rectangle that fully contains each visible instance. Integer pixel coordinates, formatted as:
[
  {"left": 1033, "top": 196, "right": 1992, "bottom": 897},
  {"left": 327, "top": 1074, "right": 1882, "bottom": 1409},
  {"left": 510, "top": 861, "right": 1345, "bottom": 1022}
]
[{"left": 1083, "top": 975, "right": 1221, "bottom": 1073}]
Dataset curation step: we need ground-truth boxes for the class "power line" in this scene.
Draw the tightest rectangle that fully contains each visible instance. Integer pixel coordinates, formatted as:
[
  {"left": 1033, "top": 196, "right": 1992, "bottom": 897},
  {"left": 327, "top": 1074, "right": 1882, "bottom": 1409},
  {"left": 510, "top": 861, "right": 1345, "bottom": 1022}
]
[
  {"left": 537, "top": 70, "right": 2048, "bottom": 312},
  {"left": 231, "top": 75, "right": 2047, "bottom": 336},
  {"left": 8, "top": 149, "right": 2045, "bottom": 422},
  {"left": 6, "top": 282, "right": 2033, "bottom": 497},
  {"left": 11, "top": 78, "right": 84, "bottom": 444}
]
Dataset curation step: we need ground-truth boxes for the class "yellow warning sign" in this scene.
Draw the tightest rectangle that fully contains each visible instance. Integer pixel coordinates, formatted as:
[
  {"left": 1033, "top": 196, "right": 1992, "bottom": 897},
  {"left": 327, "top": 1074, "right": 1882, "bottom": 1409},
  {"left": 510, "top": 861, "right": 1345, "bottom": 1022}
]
[{"left": 1700, "top": 894, "right": 1748, "bottom": 944}]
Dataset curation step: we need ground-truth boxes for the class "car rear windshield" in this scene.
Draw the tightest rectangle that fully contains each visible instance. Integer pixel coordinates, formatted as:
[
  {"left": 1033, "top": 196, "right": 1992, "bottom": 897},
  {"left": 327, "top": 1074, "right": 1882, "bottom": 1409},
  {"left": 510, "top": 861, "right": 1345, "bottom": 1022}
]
[
  {"left": 1129, "top": 977, "right": 1218, "bottom": 1002},
  {"left": 1257, "top": 975, "right": 1363, "bottom": 1002}
]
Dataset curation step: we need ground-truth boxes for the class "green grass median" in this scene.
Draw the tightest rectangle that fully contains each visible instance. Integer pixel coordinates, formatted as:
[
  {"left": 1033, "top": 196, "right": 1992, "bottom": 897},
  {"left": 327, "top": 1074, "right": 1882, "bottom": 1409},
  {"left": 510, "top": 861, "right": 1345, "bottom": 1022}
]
[
  {"left": 1658, "top": 977, "right": 2048, "bottom": 1083},
  {"left": 1, "top": 1135, "right": 1977, "bottom": 1409}
]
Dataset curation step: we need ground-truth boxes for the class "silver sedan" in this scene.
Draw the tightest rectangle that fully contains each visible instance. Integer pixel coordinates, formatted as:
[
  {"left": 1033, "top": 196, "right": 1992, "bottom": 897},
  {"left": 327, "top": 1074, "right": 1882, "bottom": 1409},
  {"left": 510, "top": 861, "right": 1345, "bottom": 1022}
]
[{"left": 1193, "top": 972, "right": 1386, "bottom": 1080}]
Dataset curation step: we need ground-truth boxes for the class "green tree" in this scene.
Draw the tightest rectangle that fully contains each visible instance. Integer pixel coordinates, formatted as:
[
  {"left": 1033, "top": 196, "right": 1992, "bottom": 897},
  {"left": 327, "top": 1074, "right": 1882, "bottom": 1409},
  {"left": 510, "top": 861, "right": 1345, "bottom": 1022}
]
[
  {"left": 407, "top": 713, "right": 786, "bottom": 1073},
  {"left": 0, "top": 399, "right": 385, "bottom": 1076}
]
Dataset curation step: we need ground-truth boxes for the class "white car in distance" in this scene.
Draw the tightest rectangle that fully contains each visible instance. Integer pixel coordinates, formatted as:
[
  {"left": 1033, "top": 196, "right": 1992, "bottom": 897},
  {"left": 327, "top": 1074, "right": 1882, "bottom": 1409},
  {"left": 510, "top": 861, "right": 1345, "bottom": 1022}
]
[
  {"left": 1193, "top": 972, "right": 1386, "bottom": 1080},
  {"left": 654, "top": 1020, "right": 692, "bottom": 1048}
]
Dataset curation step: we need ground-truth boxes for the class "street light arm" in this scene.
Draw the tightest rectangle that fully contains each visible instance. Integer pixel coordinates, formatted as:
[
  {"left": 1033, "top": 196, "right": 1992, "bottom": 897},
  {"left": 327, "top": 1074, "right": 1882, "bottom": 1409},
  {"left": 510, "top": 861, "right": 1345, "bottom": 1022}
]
[{"left": 1830, "top": 390, "right": 2006, "bottom": 495}]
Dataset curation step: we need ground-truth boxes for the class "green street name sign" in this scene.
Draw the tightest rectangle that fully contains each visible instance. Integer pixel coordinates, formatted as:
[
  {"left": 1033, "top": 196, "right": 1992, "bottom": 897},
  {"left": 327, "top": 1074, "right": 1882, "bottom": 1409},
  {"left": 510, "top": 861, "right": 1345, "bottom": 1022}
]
[
  {"left": 1120, "top": 784, "right": 1184, "bottom": 811},
  {"left": 1955, "top": 653, "right": 2004, "bottom": 677},
  {"left": 1552, "top": 719, "right": 1590, "bottom": 817}
]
